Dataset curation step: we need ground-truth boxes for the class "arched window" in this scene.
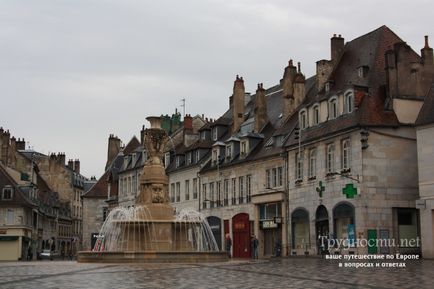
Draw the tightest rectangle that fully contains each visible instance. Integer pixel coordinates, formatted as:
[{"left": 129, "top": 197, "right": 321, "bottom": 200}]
[
  {"left": 309, "top": 148, "right": 317, "bottom": 178},
  {"left": 342, "top": 139, "right": 351, "bottom": 170},
  {"left": 299, "top": 109, "right": 308, "bottom": 129},
  {"left": 312, "top": 104, "right": 320, "bottom": 125},
  {"left": 326, "top": 143, "right": 335, "bottom": 174},
  {"left": 328, "top": 97, "right": 338, "bottom": 119},
  {"left": 295, "top": 152, "right": 303, "bottom": 180},
  {"left": 344, "top": 91, "right": 354, "bottom": 114}
]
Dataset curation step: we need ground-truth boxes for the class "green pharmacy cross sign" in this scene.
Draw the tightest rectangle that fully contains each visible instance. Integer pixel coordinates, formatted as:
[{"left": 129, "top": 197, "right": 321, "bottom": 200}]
[
  {"left": 343, "top": 183, "right": 358, "bottom": 199},
  {"left": 316, "top": 181, "right": 325, "bottom": 198}
]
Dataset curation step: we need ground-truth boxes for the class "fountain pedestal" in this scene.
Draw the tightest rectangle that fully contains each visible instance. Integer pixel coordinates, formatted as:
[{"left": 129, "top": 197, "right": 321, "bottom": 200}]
[{"left": 77, "top": 116, "right": 227, "bottom": 263}]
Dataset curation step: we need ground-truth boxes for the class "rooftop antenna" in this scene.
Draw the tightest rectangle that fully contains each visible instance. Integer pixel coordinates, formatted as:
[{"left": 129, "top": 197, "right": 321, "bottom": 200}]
[{"left": 180, "top": 98, "right": 186, "bottom": 117}]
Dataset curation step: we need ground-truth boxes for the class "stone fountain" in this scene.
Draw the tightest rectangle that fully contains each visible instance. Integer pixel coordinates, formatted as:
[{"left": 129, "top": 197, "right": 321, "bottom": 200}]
[{"left": 77, "top": 117, "right": 227, "bottom": 263}]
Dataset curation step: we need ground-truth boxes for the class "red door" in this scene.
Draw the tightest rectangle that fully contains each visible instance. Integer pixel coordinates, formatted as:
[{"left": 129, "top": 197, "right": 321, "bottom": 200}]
[{"left": 232, "top": 213, "right": 250, "bottom": 258}]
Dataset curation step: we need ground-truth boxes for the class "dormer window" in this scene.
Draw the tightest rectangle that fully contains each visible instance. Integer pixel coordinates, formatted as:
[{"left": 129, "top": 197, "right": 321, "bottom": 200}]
[
  {"left": 2, "top": 186, "right": 13, "bottom": 200},
  {"left": 176, "top": 156, "right": 180, "bottom": 168},
  {"left": 358, "top": 66, "right": 369, "bottom": 78},
  {"left": 212, "top": 149, "right": 219, "bottom": 165},
  {"left": 240, "top": 140, "right": 248, "bottom": 157},
  {"left": 201, "top": 131, "right": 206, "bottom": 140},
  {"left": 328, "top": 97, "right": 338, "bottom": 119},
  {"left": 186, "top": 152, "right": 192, "bottom": 165},
  {"left": 195, "top": 150, "right": 200, "bottom": 163},
  {"left": 212, "top": 128, "right": 218, "bottom": 141},
  {"left": 344, "top": 90, "right": 354, "bottom": 114},
  {"left": 299, "top": 109, "right": 308, "bottom": 129},
  {"left": 226, "top": 145, "right": 232, "bottom": 160},
  {"left": 325, "top": 82, "right": 330, "bottom": 93},
  {"left": 164, "top": 153, "right": 170, "bottom": 168},
  {"left": 312, "top": 104, "right": 320, "bottom": 125}
]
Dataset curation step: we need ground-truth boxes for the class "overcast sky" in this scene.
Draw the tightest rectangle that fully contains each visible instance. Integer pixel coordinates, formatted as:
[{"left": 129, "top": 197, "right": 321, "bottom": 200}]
[{"left": 1, "top": 0, "right": 432, "bottom": 178}]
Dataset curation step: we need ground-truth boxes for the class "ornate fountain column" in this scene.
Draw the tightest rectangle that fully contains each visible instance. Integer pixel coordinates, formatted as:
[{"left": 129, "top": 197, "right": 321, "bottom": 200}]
[
  {"left": 132, "top": 116, "right": 174, "bottom": 250},
  {"left": 136, "top": 116, "right": 174, "bottom": 220}
]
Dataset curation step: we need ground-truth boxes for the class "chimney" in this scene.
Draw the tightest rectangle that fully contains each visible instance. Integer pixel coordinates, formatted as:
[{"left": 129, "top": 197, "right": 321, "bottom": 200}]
[
  {"left": 183, "top": 114, "right": 193, "bottom": 130},
  {"left": 16, "top": 138, "right": 26, "bottom": 150},
  {"left": 74, "top": 159, "right": 80, "bottom": 174},
  {"left": 232, "top": 75, "right": 245, "bottom": 133},
  {"left": 254, "top": 83, "right": 268, "bottom": 133},
  {"left": 282, "top": 60, "right": 297, "bottom": 120},
  {"left": 140, "top": 125, "right": 145, "bottom": 145},
  {"left": 68, "top": 159, "right": 74, "bottom": 170},
  {"left": 331, "top": 34, "right": 344, "bottom": 65},
  {"left": 293, "top": 62, "right": 306, "bottom": 107},
  {"left": 8, "top": 137, "right": 16, "bottom": 167},
  {"left": 421, "top": 35, "right": 433, "bottom": 65},
  {"left": 57, "top": 153, "right": 66, "bottom": 166},
  {"left": 106, "top": 134, "right": 121, "bottom": 170}
]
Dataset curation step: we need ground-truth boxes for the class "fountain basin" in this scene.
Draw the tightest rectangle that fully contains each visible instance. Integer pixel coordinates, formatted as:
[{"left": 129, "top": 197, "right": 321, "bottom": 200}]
[{"left": 77, "top": 251, "right": 228, "bottom": 263}]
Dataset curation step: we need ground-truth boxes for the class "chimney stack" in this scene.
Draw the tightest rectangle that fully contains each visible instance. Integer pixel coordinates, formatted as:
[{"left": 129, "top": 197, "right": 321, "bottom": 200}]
[
  {"left": 232, "top": 75, "right": 245, "bottom": 133},
  {"left": 331, "top": 34, "right": 344, "bottom": 65},
  {"left": 68, "top": 159, "right": 74, "bottom": 170},
  {"left": 16, "top": 138, "right": 25, "bottom": 150},
  {"left": 74, "top": 159, "right": 80, "bottom": 174},
  {"left": 254, "top": 83, "right": 268, "bottom": 133},
  {"left": 183, "top": 114, "right": 193, "bottom": 130},
  {"left": 421, "top": 35, "right": 433, "bottom": 65},
  {"left": 57, "top": 153, "right": 66, "bottom": 166},
  {"left": 140, "top": 125, "right": 145, "bottom": 145},
  {"left": 282, "top": 60, "right": 297, "bottom": 120},
  {"left": 294, "top": 62, "right": 306, "bottom": 107},
  {"left": 106, "top": 134, "right": 121, "bottom": 170}
]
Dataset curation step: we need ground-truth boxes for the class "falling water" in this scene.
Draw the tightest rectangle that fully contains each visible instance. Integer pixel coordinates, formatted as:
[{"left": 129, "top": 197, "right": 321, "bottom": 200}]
[{"left": 92, "top": 206, "right": 219, "bottom": 252}]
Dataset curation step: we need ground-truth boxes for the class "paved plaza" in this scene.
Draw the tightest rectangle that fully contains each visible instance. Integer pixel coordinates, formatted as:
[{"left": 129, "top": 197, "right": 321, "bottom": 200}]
[{"left": 0, "top": 257, "right": 433, "bottom": 289}]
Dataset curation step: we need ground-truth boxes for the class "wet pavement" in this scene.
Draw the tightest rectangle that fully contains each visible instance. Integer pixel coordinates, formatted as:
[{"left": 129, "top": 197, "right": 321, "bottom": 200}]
[{"left": 0, "top": 257, "right": 433, "bottom": 288}]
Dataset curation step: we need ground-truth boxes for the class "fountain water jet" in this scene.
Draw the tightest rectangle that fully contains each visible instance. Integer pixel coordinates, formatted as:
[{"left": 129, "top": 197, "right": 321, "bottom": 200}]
[{"left": 77, "top": 117, "right": 227, "bottom": 263}]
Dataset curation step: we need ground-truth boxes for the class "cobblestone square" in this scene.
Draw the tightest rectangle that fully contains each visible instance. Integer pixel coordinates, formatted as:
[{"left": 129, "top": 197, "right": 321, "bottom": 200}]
[{"left": 1, "top": 257, "right": 433, "bottom": 289}]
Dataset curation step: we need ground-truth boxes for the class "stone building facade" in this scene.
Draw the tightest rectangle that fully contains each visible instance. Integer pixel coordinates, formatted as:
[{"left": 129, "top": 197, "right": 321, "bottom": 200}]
[
  {"left": 283, "top": 26, "right": 432, "bottom": 256},
  {"left": 416, "top": 83, "right": 434, "bottom": 258}
]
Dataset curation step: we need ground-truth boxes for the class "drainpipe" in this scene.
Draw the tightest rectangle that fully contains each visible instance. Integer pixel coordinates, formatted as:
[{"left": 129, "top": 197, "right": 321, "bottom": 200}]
[
  {"left": 281, "top": 150, "right": 290, "bottom": 256},
  {"left": 197, "top": 171, "right": 201, "bottom": 212}
]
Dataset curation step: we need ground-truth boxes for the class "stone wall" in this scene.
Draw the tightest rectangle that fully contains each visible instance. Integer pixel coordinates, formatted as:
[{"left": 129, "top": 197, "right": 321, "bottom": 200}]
[{"left": 82, "top": 197, "right": 107, "bottom": 251}]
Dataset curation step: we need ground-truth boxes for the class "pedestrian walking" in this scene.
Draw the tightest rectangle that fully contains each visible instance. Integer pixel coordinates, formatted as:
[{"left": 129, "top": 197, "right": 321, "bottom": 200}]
[
  {"left": 251, "top": 235, "right": 258, "bottom": 259},
  {"left": 225, "top": 234, "right": 232, "bottom": 258}
]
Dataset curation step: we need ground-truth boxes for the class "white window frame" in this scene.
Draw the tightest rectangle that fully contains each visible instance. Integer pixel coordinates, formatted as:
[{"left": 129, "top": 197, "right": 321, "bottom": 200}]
[
  {"left": 326, "top": 143, "right": 335, "bottom": 174},
  {"left": 2, "top": 186, "right": 13, "bottom": 200},
  {"left": 240, "top": 140, "right": 247, "bottom": 156},
  {"left": 328, "top": 97, "right": 338, "bottom": 119},
  {"left": 342, "top": 139, "right": 351, "bottom": 170},
  {"left": 296, "top": 152, "right": 303, "bottom": 180},
  {"left": 212, "top": 128, "right": 218, "bottom": 141},
  {"left": 344, "top": 90, "right": 354, "bottom": 114},
  {"left": 195, "top": 150, "right": 200, "bottom": 163},
  {"left": 226, "top": 145, "right": 232, "bottom": 160},
  {"left": 309, "top": 148, "right": 317, "bottom": 178},
  {"left": 312, "top": 104, "right": 320, "bottom": 125}
]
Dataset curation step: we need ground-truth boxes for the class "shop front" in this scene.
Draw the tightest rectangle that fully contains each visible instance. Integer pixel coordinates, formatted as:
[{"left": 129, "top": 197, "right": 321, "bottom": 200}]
[{"left": 259, "top": 202, "right": 282, "bottom": 256}]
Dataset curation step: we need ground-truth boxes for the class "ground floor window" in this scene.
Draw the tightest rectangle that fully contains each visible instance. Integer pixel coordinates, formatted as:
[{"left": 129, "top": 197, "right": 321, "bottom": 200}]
[{"left": 291, "top": 208, "right": 310, "bottom": 250}]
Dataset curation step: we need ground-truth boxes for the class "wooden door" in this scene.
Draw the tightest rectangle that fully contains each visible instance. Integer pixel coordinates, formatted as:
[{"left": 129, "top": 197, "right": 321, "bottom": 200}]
[{"left": 232, "top": 213, "right": 250, "bottom": 258}]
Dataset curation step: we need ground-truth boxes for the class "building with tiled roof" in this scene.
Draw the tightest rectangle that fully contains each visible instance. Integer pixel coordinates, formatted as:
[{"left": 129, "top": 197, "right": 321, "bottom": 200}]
[
  {"left": 164, "top": 26, "right": 433, "bottom": 258},
  {"left": 282, "top": 26, "right": 433, "bottom": 256},
  {"left": 416, "top": 82, "right": 434, "bottom": 258}
]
